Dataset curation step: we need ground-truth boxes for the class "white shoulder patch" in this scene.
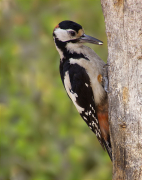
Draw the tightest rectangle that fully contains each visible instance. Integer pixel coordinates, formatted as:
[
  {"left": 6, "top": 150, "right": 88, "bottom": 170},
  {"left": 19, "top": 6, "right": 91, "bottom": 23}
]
[
  {"left": 64, "top": 71, "right": 84, "bottom": 114},
  {"left": 69, "top": 57, "right": 105, "bottom": 105}
]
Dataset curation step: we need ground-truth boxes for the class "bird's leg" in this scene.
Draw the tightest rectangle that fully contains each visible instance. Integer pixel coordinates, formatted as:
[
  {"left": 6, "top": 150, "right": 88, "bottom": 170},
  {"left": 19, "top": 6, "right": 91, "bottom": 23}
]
[
  {"left": 97, "top": 64, "right": 109, "bottom": 93},
  {"left": 102, "top": 64, "right": 109, "bottom": 93}
]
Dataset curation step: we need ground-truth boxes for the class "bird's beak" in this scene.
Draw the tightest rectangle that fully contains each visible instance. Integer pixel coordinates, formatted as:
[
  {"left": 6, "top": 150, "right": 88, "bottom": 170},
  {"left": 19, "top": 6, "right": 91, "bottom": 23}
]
[{"left": 79, "top": 34, "right": 103, "bottom": 45}]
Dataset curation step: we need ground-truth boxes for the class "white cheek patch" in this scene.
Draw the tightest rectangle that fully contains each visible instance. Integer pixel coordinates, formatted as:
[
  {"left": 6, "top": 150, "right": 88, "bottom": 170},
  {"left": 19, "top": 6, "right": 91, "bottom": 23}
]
[
  {"left": 54, "top": 28, "right": 69, "bottom": 42},
  {"left": 54, "top": 28, "right": 77, "bottom": 42}
]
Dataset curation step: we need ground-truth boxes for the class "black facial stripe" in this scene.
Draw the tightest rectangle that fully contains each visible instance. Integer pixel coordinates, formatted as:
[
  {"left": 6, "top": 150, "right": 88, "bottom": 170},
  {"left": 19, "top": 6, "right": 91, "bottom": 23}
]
[
  {"left": 55, "top": 38, "right": 89, "bottom": 61},
  {"left": 66, "top": 52, "right": 89, "bottom": 60},
  {"left": 66, "top": 39, "right": 79, "bottom": 43},
  {"left": 54, "top": 38, "right": 67, "bottom": 52}
]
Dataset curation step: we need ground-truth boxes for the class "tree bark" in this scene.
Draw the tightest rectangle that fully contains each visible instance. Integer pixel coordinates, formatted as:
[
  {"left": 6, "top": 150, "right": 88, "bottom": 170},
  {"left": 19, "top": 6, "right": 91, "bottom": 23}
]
[{"left": 100, "top": 0, "right": 142, "bottom": 179}]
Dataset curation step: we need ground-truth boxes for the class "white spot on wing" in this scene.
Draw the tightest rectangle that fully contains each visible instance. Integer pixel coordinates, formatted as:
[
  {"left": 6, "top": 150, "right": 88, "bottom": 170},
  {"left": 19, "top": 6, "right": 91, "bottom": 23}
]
[
  {"left": 64, "top": 71, "right": 84, "bottom": 113},
  {"left": 85, "top": 83, "right": 88, "bottom": 87},
  {"left": 92, "top": 121, "right": 98, "bottom": 129},
  {"left": 83, "top": 116, "right": 87, "bottom": 121},
  {"left": 92, "top": 106, "right": 95, "bottom": 113},
  {"left": 92, "top": 121, "right": 95, "bottom": 126},
  {"left": 97, "top": 132, "right": 101, "bottom": 138}
]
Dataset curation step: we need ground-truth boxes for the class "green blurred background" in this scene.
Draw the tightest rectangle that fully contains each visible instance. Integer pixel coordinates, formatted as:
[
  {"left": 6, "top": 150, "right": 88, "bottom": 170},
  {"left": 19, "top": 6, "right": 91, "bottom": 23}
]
[{"left": 0, "top": 0, "right": 112, "bottom": 180}]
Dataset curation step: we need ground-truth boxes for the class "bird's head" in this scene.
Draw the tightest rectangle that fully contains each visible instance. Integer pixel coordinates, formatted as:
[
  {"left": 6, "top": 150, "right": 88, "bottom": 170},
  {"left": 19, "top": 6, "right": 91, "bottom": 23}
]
[{"left": 53, "top": 20, "right": 103, "bottom": 45}]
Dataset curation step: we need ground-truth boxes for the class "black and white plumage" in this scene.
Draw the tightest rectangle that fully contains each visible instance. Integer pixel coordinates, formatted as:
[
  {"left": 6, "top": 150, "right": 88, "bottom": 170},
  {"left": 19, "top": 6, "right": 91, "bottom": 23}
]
[{"left": 53, "top": 20, "right": 112, "bottom": 160}]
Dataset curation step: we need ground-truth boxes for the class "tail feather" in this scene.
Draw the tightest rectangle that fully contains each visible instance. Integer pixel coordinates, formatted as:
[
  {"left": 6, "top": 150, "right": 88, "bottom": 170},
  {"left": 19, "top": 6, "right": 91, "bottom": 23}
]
[{"left": 103, "top": 138, "right": 112, "bottom": 161}]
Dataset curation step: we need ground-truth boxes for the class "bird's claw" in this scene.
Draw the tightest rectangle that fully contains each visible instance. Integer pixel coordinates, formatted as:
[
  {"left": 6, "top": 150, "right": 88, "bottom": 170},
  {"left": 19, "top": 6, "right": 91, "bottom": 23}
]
[{"left": 102, "top": 64, "right": 109, "bottom": 93}]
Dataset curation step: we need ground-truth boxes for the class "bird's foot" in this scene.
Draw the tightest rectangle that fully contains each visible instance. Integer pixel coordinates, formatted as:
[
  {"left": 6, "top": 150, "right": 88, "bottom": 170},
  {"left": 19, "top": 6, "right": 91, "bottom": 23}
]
[{"left": 102, "top": 64, "right": 109, "bottom": 93}]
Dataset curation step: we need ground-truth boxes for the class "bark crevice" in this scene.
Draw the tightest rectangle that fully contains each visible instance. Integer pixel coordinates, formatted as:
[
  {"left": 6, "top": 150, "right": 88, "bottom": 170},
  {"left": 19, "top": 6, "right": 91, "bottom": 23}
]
[{"left": 101, "top": 0, "right": 142, "bottom": 179}]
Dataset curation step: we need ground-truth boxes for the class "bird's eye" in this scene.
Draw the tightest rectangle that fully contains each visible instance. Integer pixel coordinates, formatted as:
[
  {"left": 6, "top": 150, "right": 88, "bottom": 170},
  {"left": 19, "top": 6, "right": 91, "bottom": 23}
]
[{"left": 69, "top": 31, "right": 76, "bottom": 36}]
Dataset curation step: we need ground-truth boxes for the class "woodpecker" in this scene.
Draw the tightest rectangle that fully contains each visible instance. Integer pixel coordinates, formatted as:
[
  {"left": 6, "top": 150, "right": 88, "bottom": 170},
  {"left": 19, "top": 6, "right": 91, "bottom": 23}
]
[{"left": 53, "top": 20, "right": 112, "bottom": 160}]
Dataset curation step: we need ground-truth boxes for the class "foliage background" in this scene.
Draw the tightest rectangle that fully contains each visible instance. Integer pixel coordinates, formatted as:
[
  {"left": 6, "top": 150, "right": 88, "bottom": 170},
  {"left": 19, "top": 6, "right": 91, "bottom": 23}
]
[{"left": 0, "top": 0, "right": 111, "bottom": 180}]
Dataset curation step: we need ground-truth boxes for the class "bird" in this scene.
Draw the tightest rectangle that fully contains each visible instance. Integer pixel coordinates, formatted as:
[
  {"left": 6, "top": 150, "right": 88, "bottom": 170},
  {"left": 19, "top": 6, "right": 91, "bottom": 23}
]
[{"left": 53, "top": 20, "right": 112, "bottom": 160}]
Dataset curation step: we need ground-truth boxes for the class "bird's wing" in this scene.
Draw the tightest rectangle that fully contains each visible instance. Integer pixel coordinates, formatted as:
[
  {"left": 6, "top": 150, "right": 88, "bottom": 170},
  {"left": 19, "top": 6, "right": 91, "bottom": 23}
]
[{"left": 63, "top": 63, "right": 104, "bottom": 148}]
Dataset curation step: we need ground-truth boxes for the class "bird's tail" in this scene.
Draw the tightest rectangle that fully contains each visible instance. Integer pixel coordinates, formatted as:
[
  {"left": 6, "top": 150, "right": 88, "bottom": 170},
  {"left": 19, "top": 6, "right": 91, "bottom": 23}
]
[{"left": 102, "top": 138, "right": 112, "bottom": 161}]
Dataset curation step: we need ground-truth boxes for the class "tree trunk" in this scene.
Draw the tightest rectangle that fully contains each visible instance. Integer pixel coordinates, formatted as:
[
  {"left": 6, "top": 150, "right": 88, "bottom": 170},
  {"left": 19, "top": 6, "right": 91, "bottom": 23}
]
[{"left": 100, "top": 0, "right": 142, "bottom": 179}]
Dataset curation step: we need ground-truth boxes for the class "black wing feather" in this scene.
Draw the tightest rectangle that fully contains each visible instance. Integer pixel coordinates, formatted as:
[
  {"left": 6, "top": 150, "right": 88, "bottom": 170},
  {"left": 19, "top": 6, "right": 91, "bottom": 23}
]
[{"left": 67, "top": 64, "right": 105, "bottom": 148}]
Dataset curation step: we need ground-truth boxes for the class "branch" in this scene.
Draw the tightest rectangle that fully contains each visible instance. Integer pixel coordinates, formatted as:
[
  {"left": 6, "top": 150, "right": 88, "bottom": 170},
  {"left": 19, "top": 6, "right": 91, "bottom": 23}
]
[{"left": 101, "top": 0, "right": 142, "bottom": 179}]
